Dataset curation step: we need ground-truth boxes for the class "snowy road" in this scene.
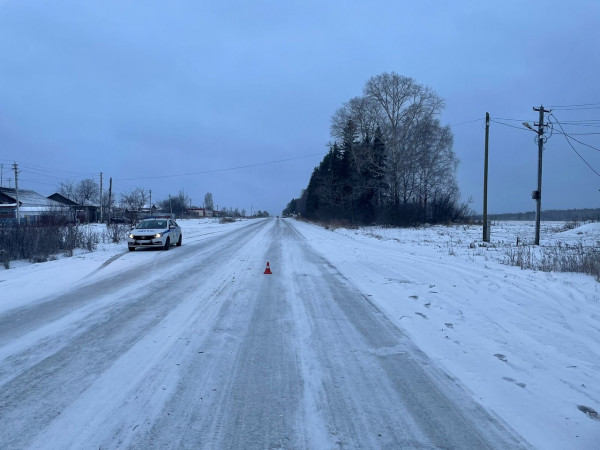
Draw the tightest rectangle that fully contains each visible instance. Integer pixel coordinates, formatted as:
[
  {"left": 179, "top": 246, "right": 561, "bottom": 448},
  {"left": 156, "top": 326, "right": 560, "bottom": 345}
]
[{"left": 0, "top": 218, "right": 526, "bottom": 449}]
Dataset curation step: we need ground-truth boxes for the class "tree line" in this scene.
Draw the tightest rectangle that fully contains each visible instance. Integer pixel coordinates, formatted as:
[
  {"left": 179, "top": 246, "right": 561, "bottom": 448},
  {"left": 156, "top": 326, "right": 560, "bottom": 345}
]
[
  {"left": 57, "top": 180, "right": 269, "bottom": 221},
  {"left": 485, "top": 208, "right": 600, "bottom": 222},
  {"left": 284, "top": 72, "right": 470, "bottom": 226},
  {"left": 58, "top": 179, "right": 218, "bottom": 221}
]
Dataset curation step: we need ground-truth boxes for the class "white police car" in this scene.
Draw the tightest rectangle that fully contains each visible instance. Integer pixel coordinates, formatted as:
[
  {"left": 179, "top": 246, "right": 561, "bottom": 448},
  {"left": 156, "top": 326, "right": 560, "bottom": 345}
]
[{"left": 127, "top": 217, "right": 182, "bottom": 251}]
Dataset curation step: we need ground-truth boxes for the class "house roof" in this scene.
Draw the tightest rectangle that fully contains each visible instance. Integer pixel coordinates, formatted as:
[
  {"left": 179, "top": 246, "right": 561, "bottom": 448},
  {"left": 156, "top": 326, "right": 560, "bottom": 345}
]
[
  {"left": 48, "top": 192, "right": 79, "bottom": 206},
  {"left": 0, "top": 187, "right": 64, "bottom": 208}
]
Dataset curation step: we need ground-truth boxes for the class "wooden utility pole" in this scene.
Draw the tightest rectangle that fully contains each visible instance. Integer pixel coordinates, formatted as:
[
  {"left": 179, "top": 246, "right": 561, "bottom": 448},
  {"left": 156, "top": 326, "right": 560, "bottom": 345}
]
[
  {"left": 483, "top": 113, "right": 490, "bottom": 242},
  {"left": 108, "top": 177, "right": 113, "bottom": 223},
  {"left": 533, "top": 105, "right": 551, "bottom": 245},
  {"left": 99, "top": 172, "right": 103, "bottom": 223},
  {"left": 13, "top": 163, "right": 20, "bottom": 222}
]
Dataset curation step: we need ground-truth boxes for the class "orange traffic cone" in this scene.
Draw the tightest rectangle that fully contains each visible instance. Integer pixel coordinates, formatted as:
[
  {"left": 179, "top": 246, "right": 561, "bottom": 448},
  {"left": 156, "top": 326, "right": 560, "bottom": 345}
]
[{"left": 264, "top": 262, "right": 272, "bottom": 275}]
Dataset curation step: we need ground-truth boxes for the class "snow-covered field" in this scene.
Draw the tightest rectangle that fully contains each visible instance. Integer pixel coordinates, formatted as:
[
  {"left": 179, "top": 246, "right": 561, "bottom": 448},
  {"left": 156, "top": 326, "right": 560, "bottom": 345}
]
[{"left": 1, "top": 218, "right": 599, "bottom": 448}]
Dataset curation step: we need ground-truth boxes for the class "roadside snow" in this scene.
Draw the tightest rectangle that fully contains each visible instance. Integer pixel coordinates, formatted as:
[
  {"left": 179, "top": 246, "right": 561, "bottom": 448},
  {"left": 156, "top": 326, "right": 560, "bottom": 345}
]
[
  {"left": 292, "top": 220, "right": 600, "bottom": 449},
  {"left": 1, "top": 218, "right": 598, "bottom": 448}
]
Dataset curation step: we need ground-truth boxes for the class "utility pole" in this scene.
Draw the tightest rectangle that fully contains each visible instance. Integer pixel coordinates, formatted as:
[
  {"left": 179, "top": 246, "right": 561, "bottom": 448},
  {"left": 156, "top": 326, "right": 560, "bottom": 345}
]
[
  {"left": 532, "top": 105, "right": 551, "bottom": 246},
  {"left": 149, "top": 190, "right": 152, "bottom": 211},
  {"left": 483, "top": 112, "right": 490, "bottom": 242},
  {"left": 108, "top": 177, "right": 113, "bottom": 223},
  {"left": 13, "top": 163, "right": 20, "bottom": 223},
  {"left": 99, "top": 172, "right": 103, "bottom": 223}
]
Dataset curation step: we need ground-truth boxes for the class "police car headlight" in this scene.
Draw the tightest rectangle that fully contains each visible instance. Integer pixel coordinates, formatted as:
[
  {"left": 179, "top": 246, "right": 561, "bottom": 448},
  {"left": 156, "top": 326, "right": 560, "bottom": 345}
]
[
  {"left": 154, "top": 233, "right": 163, "bottom": 238},
  {"left": 129, "top": 233, "right": 134, "bottom": 239}
]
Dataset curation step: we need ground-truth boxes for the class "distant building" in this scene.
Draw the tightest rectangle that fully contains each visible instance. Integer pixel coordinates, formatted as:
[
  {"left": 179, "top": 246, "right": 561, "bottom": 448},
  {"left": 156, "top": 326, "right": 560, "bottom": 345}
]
[
  {"left": 188, "top": 207, "right": 213, "bottom": 218},
  {"left": 0, "top": 187, "right": 69, "bottom": 223},
  {"left": 48, "top": 193, "right": 99, "bottom": 223}
]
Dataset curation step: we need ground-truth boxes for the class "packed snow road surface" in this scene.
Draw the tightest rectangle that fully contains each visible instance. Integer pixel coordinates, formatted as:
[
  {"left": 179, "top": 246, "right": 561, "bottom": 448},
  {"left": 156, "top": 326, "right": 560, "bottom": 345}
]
[{"left": 0, "top": 218, "right": 526, "bottom": 449}]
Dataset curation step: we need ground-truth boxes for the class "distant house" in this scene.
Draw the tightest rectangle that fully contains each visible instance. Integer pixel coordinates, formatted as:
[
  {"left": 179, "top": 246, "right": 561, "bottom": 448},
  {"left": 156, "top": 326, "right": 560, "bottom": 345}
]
[
  {"left": 188, "top": 207, "right": 213, "bottom": 218},
  {"left": 48, "top": 193, "right": 99, "bottom": 223},
  {"left": 0, "top": 187, "right": 69, "bottom": 223}
]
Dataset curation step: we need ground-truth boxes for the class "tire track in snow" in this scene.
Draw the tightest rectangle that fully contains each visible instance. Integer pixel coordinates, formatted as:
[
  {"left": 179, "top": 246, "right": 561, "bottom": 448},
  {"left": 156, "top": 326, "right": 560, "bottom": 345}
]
[{"left": 0, "top": 219, "right": 271, "bottom": 449}]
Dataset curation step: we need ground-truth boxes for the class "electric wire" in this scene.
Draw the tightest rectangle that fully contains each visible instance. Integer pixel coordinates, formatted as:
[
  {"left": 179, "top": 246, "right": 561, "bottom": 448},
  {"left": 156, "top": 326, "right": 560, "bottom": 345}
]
[
  {"left": 450, "top": 118, "right": 484, "bottom": 126},
  {"left": 549, "top": 106, "right": 600, "bottom": 111},
  {"left": 549, "top": 114, "right": 600, "bottom": 177},
  {"left": 1, "top": 152, "right": 327, "bottom": 189},
  {"left": 547, "top": 102, "right": 600, "bottom": 109},
  {"left": 553, "top": 131, "right": 600, "bottom": 136},
  {"left": 490, "top": 117, "right": 530, "bottom": 122},
  {"left": 551, "top": 130, "right": 600, "bottom": 152},
  {"left": 489, "top": 119, "right": 532, "bottom": 132},
  {"left": 115, "top": 152, "right": 327, "bottom": 181}
]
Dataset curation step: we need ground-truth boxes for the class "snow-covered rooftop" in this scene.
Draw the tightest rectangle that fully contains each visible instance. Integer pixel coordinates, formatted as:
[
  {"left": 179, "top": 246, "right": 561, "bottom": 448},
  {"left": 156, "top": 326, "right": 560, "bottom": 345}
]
[{"left": 0, "top": 187, "right": 63, "bottom": 208}]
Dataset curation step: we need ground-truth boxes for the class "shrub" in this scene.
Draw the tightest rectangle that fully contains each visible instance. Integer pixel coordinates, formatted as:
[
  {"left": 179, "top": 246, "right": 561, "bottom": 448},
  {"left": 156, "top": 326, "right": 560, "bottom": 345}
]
[
  {"left": 0, "top": 222, "right": 98, "bottom": 266},
  {"left": 504, "top": 242, "right": 600, "bottom": 280},
  {"left": 105, "top": 222, "right": 130, "bottom": 243}
]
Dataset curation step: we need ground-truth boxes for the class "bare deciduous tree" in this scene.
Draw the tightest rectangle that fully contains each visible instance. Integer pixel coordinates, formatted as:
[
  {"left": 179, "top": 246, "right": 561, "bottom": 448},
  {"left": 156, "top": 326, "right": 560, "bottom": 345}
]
[
  {"left": 58, "top": 179, "right": 100, "bottom": 206},
  {"left": 121, "top": 187, "right": 150, "bottom": 213},
  {"left": 363, "top": 72, "right": 445, "bottom": 207},
  {"left": 288, "top": 71, "right": 466, "bottom": 225},
  {"left": 204, "top": 192, "right": 214, "bottom": 210},
  {"left": 77, "top": 178, "right": 100, "bottom": 206},
  {"left": 329, "top": 72, "right": 453, "bottom": 210},
  {"left": 58, "top": 181, "right": 77, "bottom": 201},
  {"left": 158, "top": 190, "right": 189, "bottom": 217}
]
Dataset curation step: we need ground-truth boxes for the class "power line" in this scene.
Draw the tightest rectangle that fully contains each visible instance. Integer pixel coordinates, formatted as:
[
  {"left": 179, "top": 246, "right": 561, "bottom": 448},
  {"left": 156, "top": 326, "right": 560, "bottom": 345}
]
[
  {"left": 450, "top": 118, "right": 484, "bottom": 126},
  {"left": 490, "top": 117, "right": 529, "bottom": 122},
  {"left": 491, "top": 116, "right": 600, "bottom": 137},
  {"left": 18, "top": 178, "right": 64, "bottom": 187},
  {"left": 550, "top": 130, "right": 600, "bottom": 152},
  {"left": 116, "top": 152, "right": 327, "bottom": 182},
  {"left": 552, "top": 131, "right": 600, "bottom": 136},
  {"left": 538, "top": 121, "right": 600, "bottom": 130},
  {"left": 558, "top": 119, "right": 600, "bottom": 124},
  {"left": 6, "top": 151, "right": 328, "bottom": 188},
  {"left": 489, "top": 119, "right": 532, "bottom": 132},
  {"left": 17, "top": 162, "right": 97, "bottom": 178},
  {"left": 549, "top": 106, "right": 600, "bottom": 111},
  {"left": 549, "top": 114, "right": 600, "bottom": 177},
  {"left": 547, "top": 102, "right": 600, "bottom": 109}
]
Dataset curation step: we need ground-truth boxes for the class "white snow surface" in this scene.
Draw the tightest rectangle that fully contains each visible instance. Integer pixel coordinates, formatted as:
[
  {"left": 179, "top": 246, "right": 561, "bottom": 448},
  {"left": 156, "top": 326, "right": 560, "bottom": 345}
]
[{"left": 1, "top": 218, "right": 599, "bottom": 448}]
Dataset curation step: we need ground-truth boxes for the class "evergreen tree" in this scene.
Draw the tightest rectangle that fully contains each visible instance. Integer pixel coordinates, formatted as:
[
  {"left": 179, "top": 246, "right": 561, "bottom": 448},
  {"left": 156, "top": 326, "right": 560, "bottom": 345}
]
[{"left": 294, "top": 72, "right": 465, "bottom": 226}]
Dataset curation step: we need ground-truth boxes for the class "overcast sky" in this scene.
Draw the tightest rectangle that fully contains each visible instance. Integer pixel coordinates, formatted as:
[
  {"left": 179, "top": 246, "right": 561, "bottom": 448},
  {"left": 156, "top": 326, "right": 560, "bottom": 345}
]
[{"left": 1, "top": 1, "right": 599, "bottom": 215}]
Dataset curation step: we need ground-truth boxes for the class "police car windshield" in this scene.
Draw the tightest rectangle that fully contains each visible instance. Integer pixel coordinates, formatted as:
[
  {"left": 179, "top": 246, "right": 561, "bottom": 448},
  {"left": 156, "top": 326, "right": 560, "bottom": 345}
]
[{"left": 138, "top": 220, "right": 166, "bottom": 229}]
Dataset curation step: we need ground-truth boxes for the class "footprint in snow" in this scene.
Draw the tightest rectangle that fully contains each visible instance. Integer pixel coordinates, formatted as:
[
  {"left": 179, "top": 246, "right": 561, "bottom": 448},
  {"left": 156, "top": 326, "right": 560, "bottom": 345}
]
[
  {"left": 502, "top": 377, "right": 526, "bottom": 388},
  {"left": 577, "top": 405, "right": 599, "bottom": 421},
  {"left": 494, "top": 353, "right": 507, "bottom": 362}
]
